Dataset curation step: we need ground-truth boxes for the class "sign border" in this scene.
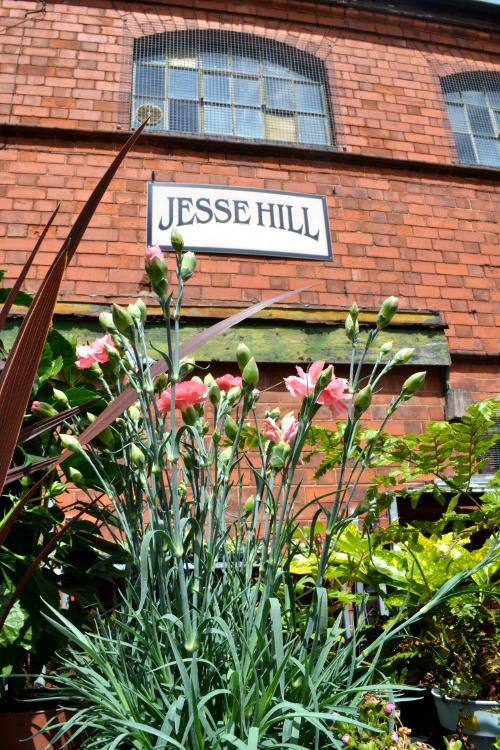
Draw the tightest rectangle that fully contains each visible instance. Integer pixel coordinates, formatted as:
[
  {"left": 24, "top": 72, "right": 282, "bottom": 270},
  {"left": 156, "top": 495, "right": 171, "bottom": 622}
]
[{"left": 147, "top": 182, "right": 333, "bottom": 261}]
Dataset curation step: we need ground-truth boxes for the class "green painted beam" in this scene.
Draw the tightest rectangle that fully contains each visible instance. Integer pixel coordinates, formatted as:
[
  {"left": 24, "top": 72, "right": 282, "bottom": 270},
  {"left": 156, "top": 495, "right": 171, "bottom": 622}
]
[{"left": 1, "top": 318, "right": 450, "bottom": 366}]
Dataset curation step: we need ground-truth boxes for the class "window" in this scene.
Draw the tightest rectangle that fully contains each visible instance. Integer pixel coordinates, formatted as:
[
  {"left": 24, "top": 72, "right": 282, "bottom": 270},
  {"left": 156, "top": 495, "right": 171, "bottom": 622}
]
[
  {"left": 131, "top": 31, "right": 333, "bottom": 147},
  {"left": 485, "top": 410, "right": 500, "bottom": 473},
  {"left": 442, "top": 72, "right": 500, "bottom": 167}
]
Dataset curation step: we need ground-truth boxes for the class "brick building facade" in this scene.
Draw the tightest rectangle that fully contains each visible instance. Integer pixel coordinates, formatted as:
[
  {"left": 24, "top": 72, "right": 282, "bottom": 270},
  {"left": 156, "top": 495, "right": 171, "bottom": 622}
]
[{"left": 0, "top": 0, "right": 499, "bottom": 514}]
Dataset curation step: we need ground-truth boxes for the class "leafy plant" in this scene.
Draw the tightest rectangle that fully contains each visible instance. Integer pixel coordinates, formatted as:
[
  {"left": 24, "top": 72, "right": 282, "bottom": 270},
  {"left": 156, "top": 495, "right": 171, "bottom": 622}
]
[
  {"left": 0, "top": 123, "right": 148, "bottom": 697},
  {"left": 35, "top": 248, "right": 490, "bottom": 750}
]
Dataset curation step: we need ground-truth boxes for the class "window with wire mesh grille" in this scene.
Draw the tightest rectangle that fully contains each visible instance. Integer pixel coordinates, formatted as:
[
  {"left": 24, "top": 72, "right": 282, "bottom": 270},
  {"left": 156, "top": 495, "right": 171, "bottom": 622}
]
[
  {"left": 442, "top": 71, "right": 500, "bottom": 168},
  {"left": 131, "top": 31, "right": 333, "bottom": 148},
  {"left": 485, "top": 411, "right": 500, "bottom": 473}
]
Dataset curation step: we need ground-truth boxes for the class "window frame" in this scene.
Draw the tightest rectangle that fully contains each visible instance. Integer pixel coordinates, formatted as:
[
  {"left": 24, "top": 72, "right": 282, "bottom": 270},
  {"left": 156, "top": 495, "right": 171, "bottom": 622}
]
[
  {"left": 442, "top": 71, "right": 500, "bottom": 168},
  {"left": 130, "top": 31, "right": 334, "bottom": 149}
]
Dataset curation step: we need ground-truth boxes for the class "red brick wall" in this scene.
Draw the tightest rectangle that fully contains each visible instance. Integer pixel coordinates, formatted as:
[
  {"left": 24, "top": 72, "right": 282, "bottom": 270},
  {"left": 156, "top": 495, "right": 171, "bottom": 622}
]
[
  {"left": 1, "top": 139, "right": 499, "bottom": 355},
  {"left": 0, "top": 0, "right": 498, "bottom": 482}
]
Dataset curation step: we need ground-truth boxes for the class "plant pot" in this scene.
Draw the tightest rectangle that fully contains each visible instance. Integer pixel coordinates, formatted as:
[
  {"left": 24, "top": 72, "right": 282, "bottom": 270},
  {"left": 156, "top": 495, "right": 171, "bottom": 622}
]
[
  {"left": 432, "top": 688, "right": 500, "bottom": 750},
  {"left": 0, "top": 707, "right": 78, "bottom": 749}
]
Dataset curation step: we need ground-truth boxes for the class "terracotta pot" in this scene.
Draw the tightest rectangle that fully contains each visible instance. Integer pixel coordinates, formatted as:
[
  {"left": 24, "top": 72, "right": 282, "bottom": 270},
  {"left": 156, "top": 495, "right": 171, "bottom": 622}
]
[{"left": 0, "top": 707, "right": 78, "bottom": 749}]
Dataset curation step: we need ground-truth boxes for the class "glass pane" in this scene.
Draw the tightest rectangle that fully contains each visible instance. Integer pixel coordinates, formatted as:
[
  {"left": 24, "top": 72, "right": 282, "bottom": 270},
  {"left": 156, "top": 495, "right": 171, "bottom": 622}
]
[
  {"left": 135, "top": 45, "right": 165, "bottom": 65},
  {"left": 168, "top": 68, "right": 198, "bottom": 101},
  {"left": 204, "top": 104, "right": 232, "bottom": 135},
  {"left": 488, "top": 91, "right": 500, "bottom": 108},
  {"left": 264, "top": 112, "right": 296, "bottom": 142},
  {"left": 234, "top": 107, "right": 263, "bottom": 138},
  {"left": 441, "top": 84, "right": 462, "bottom": 102},
  {"left": 133, "top": 99, "right": 165, "bottom": 131},
  {"left": 264, "top": 78, "right": 294, "bottom": 111},
  {"left": 475, "top": 137, "right": 500, "bottom": 167},
  {"left": 233, "top": 77, "right": 261, "bottom": 106},
  {"left": 292, "top": 66, "right": 312, "bottom": 82},
  {"left": 295, "top": 83, "right": 324, "bottom": 114},
  {"left": 446, "top": 103, "right": 469, "bottom": 133},
  {"left": 169, "top": 55, "right": 197, "bottom": 69},
  {"left": 232, "top": 53, "right": 260, "bottom": 75},
  {"left": 169, "top": 100, "right": 199, "bottom": 133},
  {"left": 201, "top": 51, "right": 229, "bottom": 71},
  {"left": 263, "top": 58, "right": 290, "bottom": 78},
  {"left": 134, "top": 64, "right": 165, "bottom": 98},
  {"left": 462, "top": 89, "right": 487, "bottom": 106},
  {"left": 467, "top": 105, "right": 495, "bottom": 136},
  {"left": 454, "top": 133, "right": 477, "bottom": 164},
  {"left": 494, "top": 111, "right": 500, "bottom": 131},
  {"left": 203, "top": 74, "right": 230, "bottom": 103},
  {"left": 298, "top": 115, "right": 329, "bottom": 145}
]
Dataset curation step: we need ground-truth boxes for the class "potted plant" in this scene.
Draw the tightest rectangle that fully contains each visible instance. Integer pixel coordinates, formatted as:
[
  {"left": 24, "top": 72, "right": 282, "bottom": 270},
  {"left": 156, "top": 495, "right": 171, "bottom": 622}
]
[{"left": 428, "top": 587, "right": 500, "bottom": 750}]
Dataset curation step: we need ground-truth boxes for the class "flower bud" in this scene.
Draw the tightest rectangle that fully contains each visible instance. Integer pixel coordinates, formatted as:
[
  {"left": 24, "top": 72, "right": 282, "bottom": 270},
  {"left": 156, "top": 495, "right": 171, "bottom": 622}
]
[
  {"left": 243, "top": 495, "right": 255, "bottom": 515},
  {"left": 392, "top": 347, "right": 415, "bottom": 366},
  {"left": 154, "top": 374, "right": 168, "bottom": 394},
  {"left": 99, "top": 311, "right": 116, "bottom": 332},
  {"left": 236, "top": 343, "right": 251, "bottom": 372},
  {"left": 52, "top": 388, "right": 69, "bottom": 407},
  {"left": 314, "top": 365, "right": 333, "bottom": 395},
  {"left": 104, "top": 344, "right": 121, "bottom": 369},
  {"left": 379, "top": 340, "right": 393, "bottom": 357},
  {"left": 89, "top": 362, "right": 102, "bottom": 376},
  {"left": 112, "top": 303, "right": 134, "bottom": 334},
  {"left": 171, "top": 227, "right": 184, "bottom": 253},
  {"left": 179, "top": 357, "right": 195, "bottom": 379},
  {"left": 136, "top": 298, "right": 147, "bottom": 323},
  {"left": 345, "top": 313, "right": 359, "bottom": 342},
  {"left": 127, "top": 302, "right": 142, "bottom": 321},
  {"left": 219, "top": 447, "right": 232, "bottom": 464},
  {"left": 148, "top": 255, "right": 168, "bottom": 284},
  {"left": 181, "top": 406, "right": 197, "bottom": 426},
  {"left": 265, "top": 407, "right": 280, "bottom": 421},
  {"left": 402, "top": 371, "right": 426, "bottom": 397},
  {"left": 354, "top": 384, "right": 372, "bottom": 416},
  {"left": 130, "top": 444, "right": 145, "bottom": 466},
  {"left": 242, "top": 357, "right": 259, "bottom": 388},
  {"left": 270, "top": 443, "right": 287, "bottom": 472},
  {"left": 68, "top": 466, "right": 83, "bottom": 485},
  {"left": 225, "top": 416, "right": 238, "bottom": 441},
  {"left": 376, "top": 296, "right": 398, "bottom": 329},
  {"left": 128, "top": 405, "right": 141, "bottom": 423},
  {"left": 208, "top": 383, "right": 220, "bottom": 405},
  {"left": 60, "top": 434, "right": 82, "bottom": 453},
  {"left": 30, "top": 401, "right": 57, "bottom": 419},
  {"left": 350, "top": 301, "right": 359, "bottom": 322},
  {"left": 180, "top": 251, "right": 196, "bottom": 282},
  {"left": 227, "top": 386, "right": 242, "bottom": 405}
]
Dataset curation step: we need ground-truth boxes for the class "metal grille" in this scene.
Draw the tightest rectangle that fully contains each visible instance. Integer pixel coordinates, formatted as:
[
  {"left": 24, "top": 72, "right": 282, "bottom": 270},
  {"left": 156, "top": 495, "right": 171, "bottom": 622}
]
[
  {"left": 485, "top": 414, "right": 500, "bottom": 473},
  {"left": 119, "top": 15, "right": 340, "bottom": 150},
  {"left": 429, "top": 56, "right": 500, "bottom": 168}
]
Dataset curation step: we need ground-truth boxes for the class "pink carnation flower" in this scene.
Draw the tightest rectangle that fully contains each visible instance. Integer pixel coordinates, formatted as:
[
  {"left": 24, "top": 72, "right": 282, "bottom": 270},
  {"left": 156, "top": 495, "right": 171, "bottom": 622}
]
[
  {"left": 216, "top": 374, "right": 242, "bottom": 392},
  {"left": 157, "top": 379, "right": 207, "bottom": 414},
  {"left": 263, "top": 414, "right": 299, "bottom": 445},
  {"left": 145, "top": 244, "right": 163, "bottom": 264},
  {"left": 284, "top": 360, "right": 350, "bottom": 417},
  {"left": 76, "top": 334, "right": 117, "bottom": 370},
  {"left": 341, "top": 735, "right": 350, "bottom": 745},
  {"left": 385, "top": 702, "right": 396, "bottom": 715}
]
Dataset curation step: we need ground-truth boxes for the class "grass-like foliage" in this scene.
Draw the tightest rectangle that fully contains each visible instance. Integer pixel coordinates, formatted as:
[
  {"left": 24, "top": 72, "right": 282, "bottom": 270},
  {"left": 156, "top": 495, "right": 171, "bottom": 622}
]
[{"left": 41, "top": 239, "right": 488, "bottom": 749}]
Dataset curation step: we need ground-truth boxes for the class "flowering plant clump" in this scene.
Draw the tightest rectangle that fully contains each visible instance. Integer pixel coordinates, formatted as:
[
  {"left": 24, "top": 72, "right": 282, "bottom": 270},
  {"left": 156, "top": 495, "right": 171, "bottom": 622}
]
[
  {"left": 337, "top": 695, "right": 433, "bottom": 750},
  {"left": 42, "top": 231, "right": 471, "bottom": 750}
]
